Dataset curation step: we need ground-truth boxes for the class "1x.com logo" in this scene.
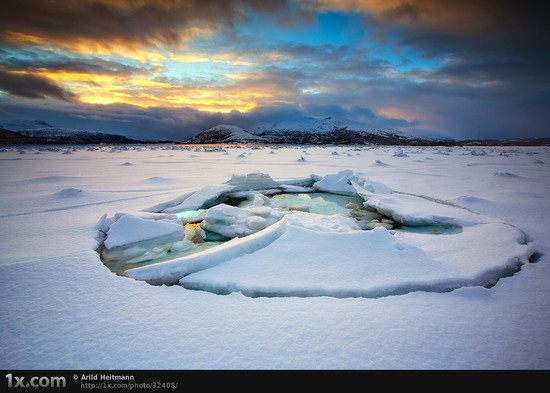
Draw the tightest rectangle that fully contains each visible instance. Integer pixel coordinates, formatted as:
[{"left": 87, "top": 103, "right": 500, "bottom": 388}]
[{"left": 5, "top": 374, "right": 66, "bottom": 389}]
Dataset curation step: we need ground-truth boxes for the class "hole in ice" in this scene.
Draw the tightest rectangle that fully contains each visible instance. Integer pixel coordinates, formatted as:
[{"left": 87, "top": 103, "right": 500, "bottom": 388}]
[
  {"left": 529, "top": 251, "right": 543, "bottom": 264},
  {"left": 98, "top": 188, "right": 460, "bottom": 275},
  {"left": 96, "top": 172, "right": 533, "bottom": 299}
]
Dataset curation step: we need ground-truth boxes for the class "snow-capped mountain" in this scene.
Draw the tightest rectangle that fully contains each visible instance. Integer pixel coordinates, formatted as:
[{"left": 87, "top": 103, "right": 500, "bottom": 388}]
[
  {"left": 185, "top": 125, "right": 267, "bottom": 144},
  {"left": 184, "top": 117, "right": 455, "bottom": 145},
  {"left": 258, "top": 116, "right": 403, "bottom": 136}
]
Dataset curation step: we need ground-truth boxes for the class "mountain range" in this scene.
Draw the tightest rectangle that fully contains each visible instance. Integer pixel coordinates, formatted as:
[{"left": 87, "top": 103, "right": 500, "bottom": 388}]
[
  {"left": 0, "top": 127, "right": 142, "bottom": 145},
  {"left": 0, "top": 124, "right": 177, "bottom": 145},
  {"left": 185, "top": 116, "right": 447, "bottom": 145},
  {"left": 3, "top": 117, "right": 549, "bottom": 146}
]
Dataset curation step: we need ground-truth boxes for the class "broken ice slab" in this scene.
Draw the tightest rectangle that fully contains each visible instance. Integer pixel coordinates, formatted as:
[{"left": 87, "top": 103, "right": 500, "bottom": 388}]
[
  {"left": 268, "top": 192, "right": 364, "bottom": 217},
  {"left": 200, "top": 203, "right": 286, "bottom": 239},
  {"left": 175, "top": 209, "right": 208, "bottom": 224}
]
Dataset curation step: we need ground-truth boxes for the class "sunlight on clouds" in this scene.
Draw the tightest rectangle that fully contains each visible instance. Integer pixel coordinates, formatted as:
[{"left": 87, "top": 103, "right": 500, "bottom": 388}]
[
  {"left": 315, "top": 0, "right": 403, "bottom": 13},
  {"left": 170, "top": 51, "right": 284, "bottom": 66},
  {"left": 130, "top": 78, "right": 171, "bottom": 88},
  {"left": 4, "top": 31, "right": 47, "bottom": 46},
  {"left": 9, "top": 67, "right": 268, "bottom": 112},
  {"left": 225, "top": 72, "right": 260, "bottom": 80},
  {"left": 377, "top": 107, "right": 418, "bottom": 122},
  {"left": 171, "top": 52, "right": 255, "bottom": 66},
  {"left": 29, "top": 70, "right": 124, "bottom": 85},
  {"left": 170, "top": 54, "right": 212, "bottom": 63}
]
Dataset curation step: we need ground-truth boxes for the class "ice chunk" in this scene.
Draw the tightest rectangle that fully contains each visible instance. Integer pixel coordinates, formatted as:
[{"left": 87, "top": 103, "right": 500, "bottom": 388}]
[
  {"left": 313, "top": 170, "right": 359, "bottom": 195},
  {"left": 351, "top": 179, "right": 393, "bottom": 195},
  {"left": 180, "top": 219, "right": 530, "bottom": 298},
  {"left": 176, "top": 209, "right": 207, "bottom": 224},
  {"left": 279, "top": 185, "right": 315, "bottom": 193},
  {"left": 360, "top": 192, "right": 486, "bottom": 227},
  {"left": 104, "top": 215, "right": 183, "bottom": 250},
  {"left": 179, "top": 226, "right": 444, "bottom": 297},
  {"left": 200, "top": 203, "right": 285, "bottom": 238},
  {"left": 101, "top": 214, "right": 186, "bottom": 268},
  {"left": 225, "top": 189, "right": 280, "bottom": 199},
  {"left": 171, "top": 240, "right": 193, "bottom": 252},
  {"left": 162, "top": 184, "right": 236, "bottom": 213},
  {"left": 282, "top": 212, "right": 360, "bottom": 232},
  {"left": 124, "top": 219, "right": 289, "bottom": 285},
  {"left": 275, "top": 175, "right": 318, "bottom": 187},
  {"left": 250, "top": 194, "right": 271, "bottom": 207},
  {"left": 269, "top": 192, "right": 361, "bottom": 217},
  {"left": 246, "top": 216, "right": 268, "bottom": 230},
  {"left": 226, "top": 173, "right": 279, "bottom": 191},
  {"left": 393, "top": 150, "right": 409, "bottom": 157}
]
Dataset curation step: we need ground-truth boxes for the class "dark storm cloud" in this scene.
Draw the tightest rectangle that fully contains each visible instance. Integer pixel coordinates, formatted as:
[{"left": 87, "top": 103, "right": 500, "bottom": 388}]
[
  {"left": 370, "top": 0, "right": 550, "bottom": 68},
  {"left": 362, "top": 0, "right": 548, "bottom": 38},
  {"left": 0, "top": 0, "right": 292, "bottom": 49},
  {"left": 0, "top": 56, "right": 147, "bottom": 76},
  {"left": 0, "top": 68, "right": 74, "bottom": 101},
  {"left": 303, "top": 0, "right": 549, "bottom": 138}
]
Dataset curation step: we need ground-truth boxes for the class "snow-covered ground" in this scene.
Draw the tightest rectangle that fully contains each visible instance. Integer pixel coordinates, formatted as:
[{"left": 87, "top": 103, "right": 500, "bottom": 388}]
[{"left": 0, "top": 144, "right": 549, "bottom": 369}]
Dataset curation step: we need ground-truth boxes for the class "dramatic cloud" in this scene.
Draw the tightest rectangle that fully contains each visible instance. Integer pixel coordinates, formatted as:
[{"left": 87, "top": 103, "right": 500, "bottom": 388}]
[
  {"left": 0, "top": 0, "right": 291, "bottom": 51},
  {"left": 0, "top": 68, "right": 74, "bottom": 101},
  {"left": 0, "top": 1, "right": 548, "bottom": 139}
]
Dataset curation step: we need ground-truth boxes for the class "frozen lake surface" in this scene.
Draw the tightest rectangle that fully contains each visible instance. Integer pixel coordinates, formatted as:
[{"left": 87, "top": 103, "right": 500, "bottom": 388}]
[{"left": 0, "top": 144, "right": 549, "bottom": 369}]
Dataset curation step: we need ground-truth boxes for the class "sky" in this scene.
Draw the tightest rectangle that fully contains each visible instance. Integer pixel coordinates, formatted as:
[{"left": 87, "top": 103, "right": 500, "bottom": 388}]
[{"left": 0, "top": 0, "right": 548, "bottom": 141}]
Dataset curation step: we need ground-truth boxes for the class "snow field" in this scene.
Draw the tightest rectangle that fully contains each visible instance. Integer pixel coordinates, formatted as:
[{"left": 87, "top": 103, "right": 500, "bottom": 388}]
[{"left": 0, "top": 144, "right": 549, "bottom": 368}]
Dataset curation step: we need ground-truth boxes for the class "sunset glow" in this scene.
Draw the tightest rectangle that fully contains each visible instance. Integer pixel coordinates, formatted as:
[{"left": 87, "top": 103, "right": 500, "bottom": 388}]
[{"left": 0, "top": 0, "right": 547, "bottom": 140}]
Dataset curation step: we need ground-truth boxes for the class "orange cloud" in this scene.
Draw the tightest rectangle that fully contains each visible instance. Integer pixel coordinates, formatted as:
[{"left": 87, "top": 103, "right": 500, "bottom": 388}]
[
  {"left": 377, "top": 107, "right": 418, "bottom": 122},
  {"left": 13, "top": 66, "right": 281, "bottom": 112},
  {"left": 171, "top": 51, "right": 284, "bottom": 67}
]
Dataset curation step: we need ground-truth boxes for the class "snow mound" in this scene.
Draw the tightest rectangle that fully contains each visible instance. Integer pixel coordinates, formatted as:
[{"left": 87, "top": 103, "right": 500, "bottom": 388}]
[
  {"left": 54, "top": 188, "right": 85, "bottom": 198},
  {"left": 393, "top": 150, "right": 409, "bottom": 157},
  {"left": 142, "top": 177, "right": 175, "bottom": 183},
  {"left": 493, "top": 172, "right": 519, "bottom": 178}
]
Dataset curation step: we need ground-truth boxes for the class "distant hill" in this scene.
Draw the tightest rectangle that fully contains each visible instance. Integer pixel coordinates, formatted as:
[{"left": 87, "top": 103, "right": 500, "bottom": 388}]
[
  {"left": 185, "top": 124, "right": 268, "bottom": 144},
  {"left": 0, "top": 128, "right": 39, "bottom": 144},
  {"left": 462, "top": 138, "right": 550, "bottom": 146},
  {"left": 0, "top": 127, "right": 172, "bottom": 145}
]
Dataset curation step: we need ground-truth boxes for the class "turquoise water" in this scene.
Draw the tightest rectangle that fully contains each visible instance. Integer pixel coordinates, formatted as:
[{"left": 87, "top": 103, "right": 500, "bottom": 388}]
[
  {"left": 397, "top": 225, "right": 462, "bottom": 235},
  {"left": 102, "top": 191, "right": 460, "bottom": 273},
  {"left": 267, "top": 192, "right": 364, "bottom": 216}
]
